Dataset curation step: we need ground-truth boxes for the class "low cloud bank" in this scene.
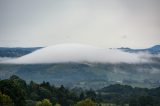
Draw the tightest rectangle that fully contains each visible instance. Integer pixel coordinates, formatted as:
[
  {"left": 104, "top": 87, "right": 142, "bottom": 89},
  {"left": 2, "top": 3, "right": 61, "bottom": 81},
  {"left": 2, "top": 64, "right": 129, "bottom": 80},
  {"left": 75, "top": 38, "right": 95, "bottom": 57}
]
[{"left": 1, "top": 43, "right": 159, "bottom": 64}]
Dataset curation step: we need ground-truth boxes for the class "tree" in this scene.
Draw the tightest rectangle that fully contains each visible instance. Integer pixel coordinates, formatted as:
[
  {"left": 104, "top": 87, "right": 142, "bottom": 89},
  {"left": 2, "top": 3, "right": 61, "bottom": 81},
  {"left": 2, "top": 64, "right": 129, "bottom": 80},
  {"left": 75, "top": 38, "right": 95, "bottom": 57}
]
[
  {"left": 0, "top": 79, "right": 26, "bottom": 106},
  {"left": 75, "top": 98, "right": 96, "bottom": 106},
  {"left": 38, "top": 87, "right": 52, "bottom": 100},
  {"left": 54, "top": 103, "right": 61, "bottom": 106},
  {"left": 129, "top": 97, "right": 139, "bottom": 106},
  {"left": 36, "top": 99, "right": 52, "bottom": 106},
  {"left": 138, "top": 96, "right": 154, "bottom": 106},
  {"left": 79, "top": 92, "right": 85, "bottom": 100},
  {"left": 56, "top": 85, "right": 68, "bottom": 106},
  {"left": 40, "top": 81, "right": 52, "bottom": 91},
  {"left": 86, "top": 89, "right": 97, "bottom": 101},
  {"left": 0, "top": 92, "right": 14, "bottom": 106}
]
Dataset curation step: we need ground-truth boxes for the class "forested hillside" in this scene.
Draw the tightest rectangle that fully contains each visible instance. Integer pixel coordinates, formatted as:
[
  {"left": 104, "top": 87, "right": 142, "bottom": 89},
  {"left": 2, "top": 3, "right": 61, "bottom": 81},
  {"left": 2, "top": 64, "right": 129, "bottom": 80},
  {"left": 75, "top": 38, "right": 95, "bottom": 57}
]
[{"left": 0, "top": 75, "right": 160, "bottom": 106}]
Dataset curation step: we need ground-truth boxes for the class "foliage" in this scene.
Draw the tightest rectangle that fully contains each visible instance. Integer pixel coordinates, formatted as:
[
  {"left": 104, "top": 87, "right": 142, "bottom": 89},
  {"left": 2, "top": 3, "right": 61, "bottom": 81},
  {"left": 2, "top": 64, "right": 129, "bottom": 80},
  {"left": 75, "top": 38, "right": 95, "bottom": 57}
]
[
  {"left": 0, "top": 92, "right": 14, "bottom": 106},
  {"left": 36, "top": 99, "right": 52, "bottom": 106},
  {"left": 86, "top": 89, "right": 97, "bottom": 101},
  {"left": 26, "top": 100, "right": 36, "bottom": 106},
  {"left": 75, "top": 98, "right": 96, "bottom": 106},
  {"left": 98, "top": 84, "right": 160, "bottom": 106},
  {"left": 0, "top": 75, "right": 26, "bottom": 106},
  {"left": 54, "top": 103, "right": 61, "bottom": 106},
  {"left": 1, "top": 75, "right": 160, "bottom": 106}
]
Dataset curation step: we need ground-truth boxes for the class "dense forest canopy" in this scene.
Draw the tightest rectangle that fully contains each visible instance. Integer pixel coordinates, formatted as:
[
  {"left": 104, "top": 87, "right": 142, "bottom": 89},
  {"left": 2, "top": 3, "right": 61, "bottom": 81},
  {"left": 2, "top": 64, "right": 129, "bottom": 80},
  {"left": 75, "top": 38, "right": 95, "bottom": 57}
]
[{"left": 0, "top": 75, "right": 160, "bottom": 106}]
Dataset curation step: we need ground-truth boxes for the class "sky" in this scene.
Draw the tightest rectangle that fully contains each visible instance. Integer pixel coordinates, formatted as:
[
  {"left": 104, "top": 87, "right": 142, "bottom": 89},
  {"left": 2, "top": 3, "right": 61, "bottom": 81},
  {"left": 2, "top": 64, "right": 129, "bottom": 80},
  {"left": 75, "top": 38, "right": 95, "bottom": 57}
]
[{"left": 0, "top": 0, "right": 160, "bottom": 48}]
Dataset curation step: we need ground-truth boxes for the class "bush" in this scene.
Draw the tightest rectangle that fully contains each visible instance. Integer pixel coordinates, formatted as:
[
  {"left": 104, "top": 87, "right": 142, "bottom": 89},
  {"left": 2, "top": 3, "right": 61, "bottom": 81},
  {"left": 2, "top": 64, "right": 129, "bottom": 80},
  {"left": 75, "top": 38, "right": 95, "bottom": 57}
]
[
  {"left": 75, "top": 98, "right": 96, "bottom": 106},
  {"left": 36, "top": 99, "right": 52, "bottom": 106}
]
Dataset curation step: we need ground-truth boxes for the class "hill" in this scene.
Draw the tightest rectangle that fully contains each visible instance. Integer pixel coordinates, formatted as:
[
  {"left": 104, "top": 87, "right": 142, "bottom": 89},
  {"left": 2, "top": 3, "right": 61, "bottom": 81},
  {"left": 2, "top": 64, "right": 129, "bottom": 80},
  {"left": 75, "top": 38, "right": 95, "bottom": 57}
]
[
  {"left": 0, "top": 47, "right": 42, "bottom": 57},
  {"left": 118, "top": 45, "right": 160, "bottom": 54},
  {"left": 0, "top": 63, "right": 160, "bottom": 89}
]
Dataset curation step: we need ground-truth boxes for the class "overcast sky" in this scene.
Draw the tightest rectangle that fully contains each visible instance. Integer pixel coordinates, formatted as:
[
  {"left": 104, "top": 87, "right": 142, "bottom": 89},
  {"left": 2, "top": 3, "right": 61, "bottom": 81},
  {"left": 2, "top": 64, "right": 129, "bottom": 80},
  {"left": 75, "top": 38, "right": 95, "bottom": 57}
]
[{"left": 0, "top": 0, "right": 160, "bottom": 48}]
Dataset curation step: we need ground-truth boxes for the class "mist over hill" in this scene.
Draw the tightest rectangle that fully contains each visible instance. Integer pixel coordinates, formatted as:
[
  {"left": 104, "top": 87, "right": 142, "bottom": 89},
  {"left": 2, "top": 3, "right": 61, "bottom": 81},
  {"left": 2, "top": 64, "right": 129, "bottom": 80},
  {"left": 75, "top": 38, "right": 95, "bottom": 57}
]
[
  {"left": 0, "top": 44, "right": 160, "bottom": 89},
  {"left": 1, "top": 44, "right": 159, "bottom": 64},
  {"left": 0, "top": 62, "right": 160, "bottom": 89}
]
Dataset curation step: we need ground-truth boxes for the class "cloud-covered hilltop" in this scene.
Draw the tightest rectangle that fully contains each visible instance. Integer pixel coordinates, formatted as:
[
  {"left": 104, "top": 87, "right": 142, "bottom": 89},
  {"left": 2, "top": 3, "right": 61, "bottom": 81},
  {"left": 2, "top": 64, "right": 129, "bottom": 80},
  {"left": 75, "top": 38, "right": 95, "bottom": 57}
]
[
  {"left": 1, "top": 43, "right": 158, "bottom": 64},
  {"left": 0, "top": 44, "right": 160, "bottom": 89}
]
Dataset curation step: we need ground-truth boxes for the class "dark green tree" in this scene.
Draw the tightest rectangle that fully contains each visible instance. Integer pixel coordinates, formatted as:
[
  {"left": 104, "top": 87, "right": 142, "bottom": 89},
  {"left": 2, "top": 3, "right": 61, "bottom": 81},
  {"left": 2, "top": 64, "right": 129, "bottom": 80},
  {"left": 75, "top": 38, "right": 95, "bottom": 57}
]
[
  {"left": 86, "top": 89, "right": 97, "bottom": 101},
  {"left": 36, "top": 99, "right": 52, "bottom": 106},
  {"left": 0, "top": 76, "right": 26, "bottom": 106},
  {"left": 0, "top": 92, "right": 14, "bottom": 106}
]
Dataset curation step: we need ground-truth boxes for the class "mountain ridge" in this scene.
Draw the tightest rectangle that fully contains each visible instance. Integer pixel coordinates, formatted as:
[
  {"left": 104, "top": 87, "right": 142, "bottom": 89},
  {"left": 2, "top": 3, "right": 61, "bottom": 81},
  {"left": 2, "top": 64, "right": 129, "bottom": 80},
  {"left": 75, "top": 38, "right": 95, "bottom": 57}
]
[
  {"left": 1, "top": 43, "right": 156, "bottom": 64},
  {"left": 0, "top": 44, "right": 159, "bottom": 58},
  {"left": 0, "top": 47, "right": 42, "bottom": 57},
  {"left": 118, "top": 44, "right": 160, "bottom": 54}
]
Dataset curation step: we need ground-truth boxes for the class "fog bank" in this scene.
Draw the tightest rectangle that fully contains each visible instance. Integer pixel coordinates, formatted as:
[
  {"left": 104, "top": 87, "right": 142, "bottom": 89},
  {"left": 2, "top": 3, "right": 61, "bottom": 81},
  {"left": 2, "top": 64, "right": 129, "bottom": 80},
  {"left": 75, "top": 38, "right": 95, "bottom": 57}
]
[{"left": 1, "top": 44, "right": 159, "bottom": 64}]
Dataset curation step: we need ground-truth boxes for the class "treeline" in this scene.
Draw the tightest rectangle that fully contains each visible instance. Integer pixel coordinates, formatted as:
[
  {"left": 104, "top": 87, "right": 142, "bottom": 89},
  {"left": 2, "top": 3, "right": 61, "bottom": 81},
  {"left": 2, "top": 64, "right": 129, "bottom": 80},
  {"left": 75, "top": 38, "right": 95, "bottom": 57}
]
[
  {"left": 0, "top": 75, "right": 97, "bottom": 106},
  {"left": 0, "top": 75, "right": 160, "bottom": 106},
  {"left": 97, "top": 84, "right": 160, "bottom": 106}
]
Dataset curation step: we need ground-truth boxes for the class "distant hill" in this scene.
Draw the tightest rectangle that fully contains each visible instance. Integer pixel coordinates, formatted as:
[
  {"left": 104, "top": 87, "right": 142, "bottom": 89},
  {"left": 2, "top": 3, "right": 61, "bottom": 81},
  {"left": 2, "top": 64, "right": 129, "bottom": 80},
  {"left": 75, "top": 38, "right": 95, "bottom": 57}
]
[
  {"left": 2, "top": 44, "right": 159, "bottom": 64},
  {"left": 0, "top": 63, "right": 160, "bottom": 89},
  {"left": 0, "top": 44, "right": 159, "bottom": 89},
  {"left": 118, "top": 45, "right": 160, "bottom": 54},
  {"left": 0, "top": 47, "right": 42, "bottom": 57},
  {"left": 0, "top": 44, "right": 159, "bottom": 58}
]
